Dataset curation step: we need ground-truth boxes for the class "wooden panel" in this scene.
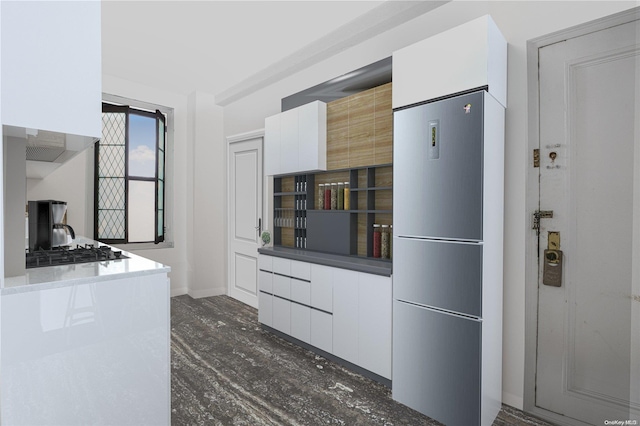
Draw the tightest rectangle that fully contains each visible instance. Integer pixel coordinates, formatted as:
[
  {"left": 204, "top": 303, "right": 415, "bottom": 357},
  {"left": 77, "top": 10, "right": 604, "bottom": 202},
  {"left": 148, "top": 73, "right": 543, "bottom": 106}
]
[
  {"left": 357, "top": 191, "right": 367, "bottom": 211},
  {"left": 281, "top": 227, "right": 294, "bottom": 247},
  {"left": 281, "top": 196, "right": 294, "bottom": 209},
  {"left": 357, "top": 169, "right": 368, "bottom": 189},
  {"left": 348, "top": 90, "right": 375, "bottom": 168},
  {"left": 326, "top": 83, "right": 393, "bottom": 170},
  {"left": 349, "top": 88, "right": 375, "bottom": 126},
  {"left": 281, "top": 176, "right": 295, "bottom": 192},
  {"left": 327, "top": 127, "right": 349, "bottom": 170},
  {"left": 327, "top": 98, "right": 349, "bottom": 170},
  {"left": 375, "top": 166, "right": 393, "bottom": 187},
  {"left": 357, "top": 213, "right": 368, "bottom": 257},
  {"left": 374, "top": 83, "right": 393, "bottom": 165},
  {"left": 375, "top": 191, "right": 393, "bottom": 211},
  {"left": 327, "top": 97, "right": 349, "bottom": 129}
]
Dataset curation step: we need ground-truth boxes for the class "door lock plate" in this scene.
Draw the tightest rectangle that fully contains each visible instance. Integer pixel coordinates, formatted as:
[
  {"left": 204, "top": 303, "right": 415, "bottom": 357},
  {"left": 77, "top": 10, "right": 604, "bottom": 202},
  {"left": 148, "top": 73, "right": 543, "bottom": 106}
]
[
  {"left": 543, "top": 249, "right": 563, "bottom": 287},
  {"left": 548, "top": 231, "right": 560, "bottom": 250}
]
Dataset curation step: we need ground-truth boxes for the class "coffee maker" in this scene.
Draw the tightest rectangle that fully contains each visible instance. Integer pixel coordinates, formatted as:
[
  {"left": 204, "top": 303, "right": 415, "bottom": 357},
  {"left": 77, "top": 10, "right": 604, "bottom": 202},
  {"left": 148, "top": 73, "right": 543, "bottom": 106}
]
[{"left": 28, "top": 200, "right": 76, "bottom": 251}]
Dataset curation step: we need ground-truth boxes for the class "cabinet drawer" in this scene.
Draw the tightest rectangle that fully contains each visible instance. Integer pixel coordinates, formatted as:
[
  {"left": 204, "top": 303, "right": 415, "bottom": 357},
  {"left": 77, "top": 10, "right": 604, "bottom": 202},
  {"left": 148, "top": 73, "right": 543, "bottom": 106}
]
[
  {"left": 258, "top": 271, "right": 273, "bottom": 293},
  {"left": 272, "top": 297, "right": 291, "bottom": 334},
  {"left": 311, "top": 264, "right": 333, "bottom": 313},
  {"left": 258, "top": 292, "right": 273, "bottom": 327},
  {"left": 258, "top": 255, "right": 273, "bottom": 272},
  {"left": 273, "top": 275, "right": 291, "bottom": 299},
  {"left": 272, "top": 257, "right": 291, "bottom": 276},
  {"left": 290, "top": 260, "right": 311, "bottom": 281},
  {"left": 311, "top": 310, "right": 332, "bottom": 353},
  {"left": 290, "top": 303, "right": 311, "bottom": 344},
  {"left": 290, "top": 278, "right": 311, "bottom": 305}
]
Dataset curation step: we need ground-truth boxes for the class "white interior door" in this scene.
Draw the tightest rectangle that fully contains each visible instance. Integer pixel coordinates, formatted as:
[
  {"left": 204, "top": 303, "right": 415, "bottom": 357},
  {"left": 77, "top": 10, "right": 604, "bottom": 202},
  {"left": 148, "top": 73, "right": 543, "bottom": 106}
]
[
  {"left": 536, "top": 18, "right": 640, "bottom": 425},
  {"left": 228, "top": 136, "right": 263, "bottom": 308}
]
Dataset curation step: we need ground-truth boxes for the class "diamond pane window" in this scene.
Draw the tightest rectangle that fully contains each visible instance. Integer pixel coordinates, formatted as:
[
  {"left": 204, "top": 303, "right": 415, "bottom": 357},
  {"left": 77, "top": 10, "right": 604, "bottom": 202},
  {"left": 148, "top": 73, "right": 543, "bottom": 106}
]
[{"left": 96, "top": 103, "right": 167, "bottom": 244}]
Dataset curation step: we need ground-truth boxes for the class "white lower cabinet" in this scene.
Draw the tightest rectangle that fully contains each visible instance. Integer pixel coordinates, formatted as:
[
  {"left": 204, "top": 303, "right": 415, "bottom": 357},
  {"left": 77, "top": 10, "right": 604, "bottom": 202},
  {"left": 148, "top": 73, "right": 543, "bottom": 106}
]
[
  {"left": 311, "top": 310, "right": 333, "bottom": 353},
  {"left": 332, "top": 269, "right": 360, "bottom": 365},
  {"left": 257, "top": 255, "right": 391, "bottom": 380},
  {"left": 331, "top": 268, "right": 393, "bottom": 379},
  {"left": 272, "top": 297, "right": 291, "bottom": 334},
  {"left": 290, "top": 303, "right": 311, "bottom": 343},
  {"left": 258, "top": 292, "right": 273, "bottom": 327},
  {"left": 358, "top": 273, "right": 392, "bottom": 379},
  {"left": 1, "top": 273, "right": 170, "bottom": 425},
  {"left": 310, "top": 264, "right": 333, "bottom": 312}
]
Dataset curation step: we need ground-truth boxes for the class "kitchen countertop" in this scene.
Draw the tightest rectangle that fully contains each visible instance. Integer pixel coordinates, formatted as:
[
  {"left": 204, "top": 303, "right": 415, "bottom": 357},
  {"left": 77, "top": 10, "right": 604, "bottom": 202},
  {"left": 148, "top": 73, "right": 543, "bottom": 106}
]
[
  {"left": 258, "top": 246, "right": 392, "bottom": 276},
  {"left": 2, "top": 237, "right": 170, "bottom": 295}
]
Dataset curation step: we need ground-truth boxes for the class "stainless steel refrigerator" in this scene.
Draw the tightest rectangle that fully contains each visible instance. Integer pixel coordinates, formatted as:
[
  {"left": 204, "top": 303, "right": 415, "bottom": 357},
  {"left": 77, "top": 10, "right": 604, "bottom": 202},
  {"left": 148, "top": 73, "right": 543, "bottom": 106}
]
[{"left": 392, "top": 90, "right": 505, "bottom": 426}]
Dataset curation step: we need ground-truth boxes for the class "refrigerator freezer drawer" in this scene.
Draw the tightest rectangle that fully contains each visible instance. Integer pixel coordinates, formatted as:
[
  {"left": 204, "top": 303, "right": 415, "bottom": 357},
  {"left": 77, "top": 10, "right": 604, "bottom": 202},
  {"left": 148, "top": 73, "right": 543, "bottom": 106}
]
[
  {"left": 392, "top": 300, "right": 481, "bottom": 425},
  {"left": 394, "top": 237, "right": 483, "bottom": 317},
  {"left": 393, "top": 91, "right": 484, "bottom": 241}
]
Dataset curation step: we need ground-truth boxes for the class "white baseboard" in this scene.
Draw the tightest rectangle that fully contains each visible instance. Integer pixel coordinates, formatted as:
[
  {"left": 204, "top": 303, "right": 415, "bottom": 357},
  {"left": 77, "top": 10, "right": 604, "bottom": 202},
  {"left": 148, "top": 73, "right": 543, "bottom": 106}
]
[
  {"left": 171, "top": 287, "right": 188, "bottom": 297},
  {"left": 502, "top": 391, "right": 524, "bottom": 410},
  {"left": 188, "top": 286, "right": 226, "bottom": 299}
]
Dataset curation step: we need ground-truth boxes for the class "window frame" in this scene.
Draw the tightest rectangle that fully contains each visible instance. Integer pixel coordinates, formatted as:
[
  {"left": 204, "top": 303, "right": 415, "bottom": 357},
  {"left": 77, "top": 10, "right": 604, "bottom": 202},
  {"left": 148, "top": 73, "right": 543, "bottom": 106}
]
[{"left": 95, "top": 94, "right": 174, "bottom": 250}]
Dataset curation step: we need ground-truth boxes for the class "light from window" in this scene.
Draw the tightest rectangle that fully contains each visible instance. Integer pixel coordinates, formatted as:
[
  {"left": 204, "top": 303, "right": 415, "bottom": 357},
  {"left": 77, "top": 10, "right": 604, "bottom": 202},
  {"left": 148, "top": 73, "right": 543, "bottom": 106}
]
[{"left": 96, "top": 103, "right": 166, "bottom": 244}]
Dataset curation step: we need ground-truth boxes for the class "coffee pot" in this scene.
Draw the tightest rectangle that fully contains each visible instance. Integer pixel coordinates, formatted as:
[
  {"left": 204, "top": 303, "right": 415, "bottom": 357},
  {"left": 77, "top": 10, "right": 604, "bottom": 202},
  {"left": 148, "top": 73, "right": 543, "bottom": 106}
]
[
  {"left": 51, "top": 201, "right": 75, "bottom": 247},
  {"left": 28, "top": 200, "right": 75, "bottom": 251}
]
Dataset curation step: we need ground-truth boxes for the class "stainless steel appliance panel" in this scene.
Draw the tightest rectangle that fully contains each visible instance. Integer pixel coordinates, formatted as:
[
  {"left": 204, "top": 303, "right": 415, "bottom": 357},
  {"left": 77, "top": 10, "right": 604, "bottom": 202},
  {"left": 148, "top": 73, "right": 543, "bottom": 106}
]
[
  {"left": 394, "top": 237, "right": 483, "bottom": 317},
  {"left": 393, "top": 91, "right": 484, "bottom": 240},
  {"left": 392, "top": 300, "right": 481, "bottom": 426}
]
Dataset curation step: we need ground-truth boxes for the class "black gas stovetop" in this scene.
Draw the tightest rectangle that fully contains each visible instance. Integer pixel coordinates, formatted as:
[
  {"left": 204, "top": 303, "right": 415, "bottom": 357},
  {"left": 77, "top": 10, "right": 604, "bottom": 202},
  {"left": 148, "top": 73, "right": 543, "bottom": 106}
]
[{"left": 26, "top": 244, "right": 128, "bottom": 269}]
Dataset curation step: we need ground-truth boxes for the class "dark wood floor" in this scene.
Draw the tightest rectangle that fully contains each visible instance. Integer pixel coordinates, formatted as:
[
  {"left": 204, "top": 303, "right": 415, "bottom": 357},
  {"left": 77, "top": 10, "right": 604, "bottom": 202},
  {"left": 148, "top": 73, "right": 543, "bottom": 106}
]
[{"left": 170, "top": 294, "right": 555, "bottom": 426}]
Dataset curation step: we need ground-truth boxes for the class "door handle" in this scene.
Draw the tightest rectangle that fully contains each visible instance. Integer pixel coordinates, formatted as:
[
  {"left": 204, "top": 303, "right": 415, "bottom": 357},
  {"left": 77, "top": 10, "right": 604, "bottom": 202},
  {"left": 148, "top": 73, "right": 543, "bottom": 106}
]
[{"left": 255, "top": 218, "right": 262, "bottom": 235}]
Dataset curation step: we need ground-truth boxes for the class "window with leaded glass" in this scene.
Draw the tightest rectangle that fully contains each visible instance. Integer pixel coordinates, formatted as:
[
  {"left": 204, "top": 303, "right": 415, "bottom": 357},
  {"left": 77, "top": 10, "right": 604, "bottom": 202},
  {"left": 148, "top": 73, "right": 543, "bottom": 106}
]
[{"left": 96, "top": 103, "right": 166, "bottom": 244}]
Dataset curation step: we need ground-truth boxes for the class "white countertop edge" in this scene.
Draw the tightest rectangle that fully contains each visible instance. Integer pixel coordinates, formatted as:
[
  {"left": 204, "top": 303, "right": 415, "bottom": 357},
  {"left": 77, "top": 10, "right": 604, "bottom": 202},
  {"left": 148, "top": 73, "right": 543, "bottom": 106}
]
[
  {"left": 3, "top": 237, "right": 171, "bottom": 296},
  {"left": 1, "top": 267, "right": 170, "bottom": 296}
]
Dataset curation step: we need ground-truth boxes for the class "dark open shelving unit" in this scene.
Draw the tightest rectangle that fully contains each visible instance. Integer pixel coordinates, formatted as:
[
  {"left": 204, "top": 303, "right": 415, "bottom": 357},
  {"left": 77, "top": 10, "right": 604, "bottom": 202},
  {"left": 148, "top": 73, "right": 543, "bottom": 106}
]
[
  {"left": 273, "top": 174, "right": 315, "bottom": 248},
  {"left": 273, "top": 164, "right": 392, "bottom": 259}
]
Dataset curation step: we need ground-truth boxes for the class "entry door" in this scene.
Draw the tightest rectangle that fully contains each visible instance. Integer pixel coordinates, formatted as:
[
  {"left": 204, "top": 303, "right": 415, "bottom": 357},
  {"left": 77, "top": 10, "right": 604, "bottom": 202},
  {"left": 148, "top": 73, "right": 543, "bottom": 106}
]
[
  {"left": 536, "top": 18, "right": 640, "bottom": 424},
  {"left": 228, "top": 136, "right": 263, "bottom": 308}
]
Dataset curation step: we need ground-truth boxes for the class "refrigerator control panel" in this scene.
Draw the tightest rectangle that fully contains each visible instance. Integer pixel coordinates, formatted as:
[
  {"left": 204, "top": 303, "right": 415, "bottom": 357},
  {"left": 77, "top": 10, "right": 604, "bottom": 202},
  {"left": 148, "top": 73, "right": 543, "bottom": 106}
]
[{"left": 428, "top": 120, "right": 440, "bottom": 160}]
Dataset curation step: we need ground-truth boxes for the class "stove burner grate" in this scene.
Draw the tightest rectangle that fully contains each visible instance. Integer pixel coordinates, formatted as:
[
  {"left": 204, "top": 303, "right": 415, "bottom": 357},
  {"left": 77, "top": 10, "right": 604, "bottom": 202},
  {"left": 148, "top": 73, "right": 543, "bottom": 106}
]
[{"left": 26, "top": 244, "right": 128, "bottom": 269}]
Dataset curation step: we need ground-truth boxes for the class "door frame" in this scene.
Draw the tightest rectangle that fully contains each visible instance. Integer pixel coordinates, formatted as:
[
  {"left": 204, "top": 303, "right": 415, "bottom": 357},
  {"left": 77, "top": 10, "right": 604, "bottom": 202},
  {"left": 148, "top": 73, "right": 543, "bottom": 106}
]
[
  {"left": 226, "top": 129, "right": 267, "bottom": 307},
  {"left": 524, "top": 7, "right": 640, "bottom": 425}
]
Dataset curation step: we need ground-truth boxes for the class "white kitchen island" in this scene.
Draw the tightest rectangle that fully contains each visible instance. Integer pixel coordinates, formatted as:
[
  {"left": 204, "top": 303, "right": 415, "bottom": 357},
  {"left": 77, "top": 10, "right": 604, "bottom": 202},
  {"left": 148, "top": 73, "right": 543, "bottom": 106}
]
[{"left": 1, "top": 238, "right": 171, "bottom": 426}]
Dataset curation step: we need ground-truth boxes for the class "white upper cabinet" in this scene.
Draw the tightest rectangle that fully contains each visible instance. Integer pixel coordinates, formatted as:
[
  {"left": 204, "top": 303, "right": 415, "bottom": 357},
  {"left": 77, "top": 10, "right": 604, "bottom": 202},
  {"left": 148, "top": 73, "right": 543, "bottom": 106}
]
[
  {"left": 264, "top": 101, "right": 327, "bottom": 176},
  {"left": 392, "top": 15, "right": 507, "bottom": 109},
  {"left": 1, "top": 0, "right": 102, "bottom": 138}
]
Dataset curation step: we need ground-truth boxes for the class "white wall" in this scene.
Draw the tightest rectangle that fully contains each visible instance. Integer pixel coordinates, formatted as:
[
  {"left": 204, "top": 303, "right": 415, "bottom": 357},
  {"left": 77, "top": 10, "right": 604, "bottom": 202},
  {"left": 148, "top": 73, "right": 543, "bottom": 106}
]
[
  {"left": 222, "top": 0, "right": 638, "bottom": 409},
  {"left": 188, "top": 91, "right": 226, "bottom": 298}
]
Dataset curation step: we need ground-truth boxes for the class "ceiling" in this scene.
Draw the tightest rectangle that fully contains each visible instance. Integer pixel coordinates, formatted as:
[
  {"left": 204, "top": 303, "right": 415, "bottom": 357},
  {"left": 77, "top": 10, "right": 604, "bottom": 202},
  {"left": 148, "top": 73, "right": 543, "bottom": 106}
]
[{"left": 101, "top": 1, "right": 447, "bottom": 105}]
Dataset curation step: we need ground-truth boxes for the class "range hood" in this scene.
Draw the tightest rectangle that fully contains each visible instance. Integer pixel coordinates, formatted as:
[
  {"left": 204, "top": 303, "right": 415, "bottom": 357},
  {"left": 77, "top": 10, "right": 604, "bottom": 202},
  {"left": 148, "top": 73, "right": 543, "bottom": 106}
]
[{"left": 4, "top": 125, "right": 98, "bottom": 179}]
